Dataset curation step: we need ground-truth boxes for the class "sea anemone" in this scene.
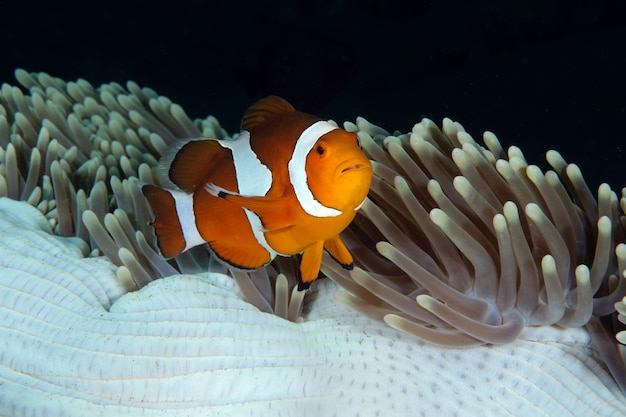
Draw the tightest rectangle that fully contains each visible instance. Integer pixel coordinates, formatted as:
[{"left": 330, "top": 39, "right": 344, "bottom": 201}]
[
  {"left": 1, "top": 69, "right": 626, "bottom": 415},
  {"left": 326, "top": 116, "right": 625, "bottom": 346}
]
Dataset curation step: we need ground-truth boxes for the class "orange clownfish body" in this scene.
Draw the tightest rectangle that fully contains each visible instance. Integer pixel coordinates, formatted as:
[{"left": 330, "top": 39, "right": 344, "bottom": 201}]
[{"left": 142, "top": 96, "right": 372, "bottom": 290}]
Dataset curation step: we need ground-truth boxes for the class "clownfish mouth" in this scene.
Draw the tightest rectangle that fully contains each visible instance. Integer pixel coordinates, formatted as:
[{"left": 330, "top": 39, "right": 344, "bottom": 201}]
[{"left": 340, "top": 162, "right": 370, "bottom": 174}]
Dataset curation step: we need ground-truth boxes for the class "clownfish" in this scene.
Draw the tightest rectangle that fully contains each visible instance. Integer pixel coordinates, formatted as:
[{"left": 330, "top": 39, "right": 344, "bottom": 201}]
[{"left": 141, "top": 96, "right": 372, "bottom": 290}]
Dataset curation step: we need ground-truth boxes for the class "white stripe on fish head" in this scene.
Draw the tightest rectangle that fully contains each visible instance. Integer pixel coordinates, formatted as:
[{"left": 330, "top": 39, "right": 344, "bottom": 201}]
[{"left": 288, "top": 121, "right": 342, "bottom": 218}]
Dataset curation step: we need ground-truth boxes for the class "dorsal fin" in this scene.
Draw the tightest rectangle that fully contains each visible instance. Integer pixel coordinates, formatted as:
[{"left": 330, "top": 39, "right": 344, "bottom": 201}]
[
  {"left": 241, "top": 96, "right": 295, "bottom": 131},
  {"left": 158, "top": 138, "right": 224, "bottom": 193}
]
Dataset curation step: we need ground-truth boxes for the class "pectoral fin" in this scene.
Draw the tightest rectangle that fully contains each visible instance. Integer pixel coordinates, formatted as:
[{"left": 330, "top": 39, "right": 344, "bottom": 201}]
[
  {"left": 298, "top": 241, "right": 324, "bottom": 290},
  {"left": 205, "top": 183, "right": 295, "bottom": 231},
  {"left": 324, "top": 235, "right": 354, "bottom": 270}
]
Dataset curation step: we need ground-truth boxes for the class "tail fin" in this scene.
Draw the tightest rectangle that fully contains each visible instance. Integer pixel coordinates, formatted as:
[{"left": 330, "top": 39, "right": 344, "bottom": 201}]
[{"left": 141, "top": 184, "right": 186, "bottom": 258}]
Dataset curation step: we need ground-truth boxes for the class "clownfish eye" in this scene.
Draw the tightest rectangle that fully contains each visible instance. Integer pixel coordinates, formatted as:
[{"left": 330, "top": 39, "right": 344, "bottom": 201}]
[{"left": 316, "top": 145, "right": 325, "bottom": 155}]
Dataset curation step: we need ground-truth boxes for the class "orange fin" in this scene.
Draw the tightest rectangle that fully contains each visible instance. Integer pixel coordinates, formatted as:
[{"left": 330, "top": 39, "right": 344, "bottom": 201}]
[
  {"left": 298, "top": 241, "right": 324, "bottom": 290},
  {"left": 209, "top": 240, "right": 271, "bottom": 270},
  {"left": 159, "top": 138, "right": 223, "bottom": 193},
  {"left": 324, "top": 236, "right": 354, "bottom": 270},
  {"left": 141, "top": 184, "right": 186, "bottom": 258},
  {"left": 205, "top": 183, "right": 295, "bottom": 231},
  {"left": 241, "top": 96, "right": 295, "bottom": 131}
]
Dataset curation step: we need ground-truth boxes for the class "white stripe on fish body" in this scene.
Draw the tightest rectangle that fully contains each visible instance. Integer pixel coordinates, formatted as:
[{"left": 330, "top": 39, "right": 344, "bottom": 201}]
[
  {"left": 217, "top": 130, "right": 272, "bottom": 196},
  {"left": 215, "top": 130, "right": 283, "bottom": 258},
  {"left": 288, "top": 121, "right": 343, "bottom": 218},
  {"left": 243, "top": 209, "right": 282, "bottom": 259},
  {"left": 169, "top": 189, "right": 206, "bottom": 252}
]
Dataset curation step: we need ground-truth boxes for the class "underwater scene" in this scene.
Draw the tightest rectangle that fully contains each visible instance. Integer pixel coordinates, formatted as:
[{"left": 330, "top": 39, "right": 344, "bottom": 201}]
[{"left": 1, "top": 1, "right": 625, "bottom": 416}]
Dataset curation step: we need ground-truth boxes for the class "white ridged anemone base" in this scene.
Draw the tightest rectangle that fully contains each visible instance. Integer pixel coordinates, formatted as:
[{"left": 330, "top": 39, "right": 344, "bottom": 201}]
[{"left": 0, "top": 198, "right": 624, "bottom": 417}]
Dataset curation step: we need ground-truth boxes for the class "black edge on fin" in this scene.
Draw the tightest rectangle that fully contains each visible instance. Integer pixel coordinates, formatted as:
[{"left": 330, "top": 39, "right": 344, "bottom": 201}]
[{"left": 297, "top": 279, "right": 312, "bottom": 291}]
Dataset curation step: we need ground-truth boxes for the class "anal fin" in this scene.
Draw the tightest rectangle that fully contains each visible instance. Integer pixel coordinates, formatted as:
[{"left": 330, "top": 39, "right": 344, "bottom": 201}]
[
  {"left": 209, "top": 240, "right": 271, "bottom": 270},
  {"left": 205, "top": 183, "right": 295, "bottom": 231}
]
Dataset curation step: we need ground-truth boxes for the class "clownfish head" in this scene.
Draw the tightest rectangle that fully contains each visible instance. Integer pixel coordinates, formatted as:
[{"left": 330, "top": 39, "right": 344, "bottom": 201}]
[{"left": 305, "top": 128, "right": 372, "bottom": 212}]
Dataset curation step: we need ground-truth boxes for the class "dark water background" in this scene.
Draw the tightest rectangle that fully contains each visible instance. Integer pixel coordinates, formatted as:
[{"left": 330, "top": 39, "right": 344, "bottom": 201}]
[{"left": 1, "top": 0, "right": 624, "bottom": 192}]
